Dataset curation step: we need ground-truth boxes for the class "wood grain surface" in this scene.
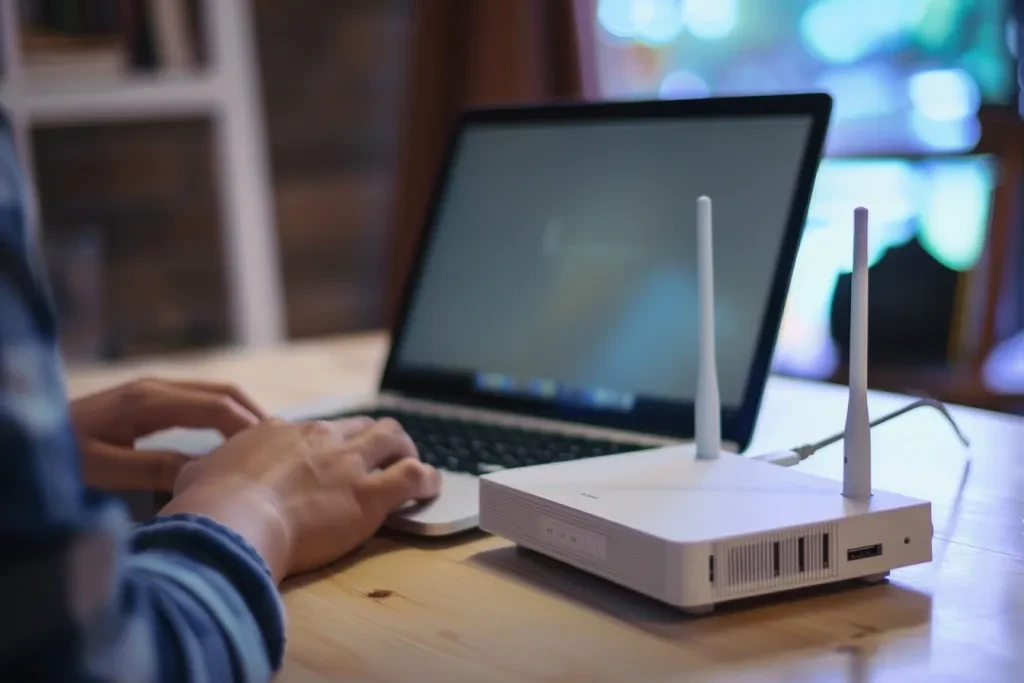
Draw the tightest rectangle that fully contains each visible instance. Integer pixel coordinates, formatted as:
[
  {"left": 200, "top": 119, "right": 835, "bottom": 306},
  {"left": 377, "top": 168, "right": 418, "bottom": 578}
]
[{"left": 67, "top": 333, "right": 1024, "bottom": 682}]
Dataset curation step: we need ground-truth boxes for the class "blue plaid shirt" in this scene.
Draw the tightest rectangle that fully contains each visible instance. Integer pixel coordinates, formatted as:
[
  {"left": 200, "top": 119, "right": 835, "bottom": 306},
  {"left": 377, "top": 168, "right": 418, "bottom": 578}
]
[{"left": 0, "top": 118, "right": 284, "bottom": 681}]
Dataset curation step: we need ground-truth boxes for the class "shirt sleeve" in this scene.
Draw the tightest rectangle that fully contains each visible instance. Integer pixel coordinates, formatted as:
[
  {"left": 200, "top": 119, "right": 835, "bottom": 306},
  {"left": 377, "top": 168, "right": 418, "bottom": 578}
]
[{"left": 0, "top": 117, "right": 285, "bottom": 682}]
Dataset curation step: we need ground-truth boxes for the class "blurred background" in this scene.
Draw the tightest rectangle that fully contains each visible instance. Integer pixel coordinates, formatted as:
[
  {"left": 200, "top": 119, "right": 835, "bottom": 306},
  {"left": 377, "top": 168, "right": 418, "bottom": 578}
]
[{"left": 0, "top": 0, "right": 1021, "bottom": 414}]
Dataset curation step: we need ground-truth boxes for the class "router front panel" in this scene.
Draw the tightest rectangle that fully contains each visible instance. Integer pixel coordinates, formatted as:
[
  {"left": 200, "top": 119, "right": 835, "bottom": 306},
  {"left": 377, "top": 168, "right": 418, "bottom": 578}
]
[
  {"left": 829, "top": 501, "right": 933, "bottom": 579},
  {"left": 700, "top": 505, "right": 931, "bottom": 606},
  {"left": 480, "top": 474, "right": 933, "bottom": 610},
  {"left": 479, "top": 479, "right": 676, "bottom": 601}
]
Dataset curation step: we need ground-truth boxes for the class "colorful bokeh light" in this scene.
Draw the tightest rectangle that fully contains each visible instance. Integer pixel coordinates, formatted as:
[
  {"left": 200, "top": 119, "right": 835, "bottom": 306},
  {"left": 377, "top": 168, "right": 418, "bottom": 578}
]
[
  {"left": 594, "top": 0, "right": 1014, "bottom": 155},
  {"left": 592, "top": 0, "right": 1008, "bottom": 381},
  {"left": 774, "top": 156, "right": 996, "bottom": 379},
  {"left": 682, "top": 0, "right": 738, "bottom": 40},
  {"left": 983, "top": 332, "right": 1024, "bottom": 394}
]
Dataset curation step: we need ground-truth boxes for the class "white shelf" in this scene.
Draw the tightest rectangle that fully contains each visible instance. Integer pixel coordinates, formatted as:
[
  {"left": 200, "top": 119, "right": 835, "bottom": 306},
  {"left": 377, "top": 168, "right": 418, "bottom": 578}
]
[
  {"left": 0, "top": 0, "right": 286, "bottom": 349},
  {"left": 0, "top": 73, "right": 222, "bottom": 124}
]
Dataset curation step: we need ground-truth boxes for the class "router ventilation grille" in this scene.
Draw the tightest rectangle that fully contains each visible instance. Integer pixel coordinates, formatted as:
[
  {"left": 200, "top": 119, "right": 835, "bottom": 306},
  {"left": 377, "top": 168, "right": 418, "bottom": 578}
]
[{"left": 713, "top": 523, "right": 839, "bottom": 598}]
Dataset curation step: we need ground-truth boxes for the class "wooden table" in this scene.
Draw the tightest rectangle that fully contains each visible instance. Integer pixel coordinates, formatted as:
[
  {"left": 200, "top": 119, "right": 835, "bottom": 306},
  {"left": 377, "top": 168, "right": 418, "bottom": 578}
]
[{"left": 67, "top": 333, "right": 1024, "bottom": 682}]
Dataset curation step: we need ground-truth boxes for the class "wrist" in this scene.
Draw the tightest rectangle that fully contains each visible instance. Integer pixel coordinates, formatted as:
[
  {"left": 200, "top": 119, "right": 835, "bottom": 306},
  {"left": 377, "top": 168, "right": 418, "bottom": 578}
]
[{"left": 159, "top": 478, "right": 292, "bottom": 584}]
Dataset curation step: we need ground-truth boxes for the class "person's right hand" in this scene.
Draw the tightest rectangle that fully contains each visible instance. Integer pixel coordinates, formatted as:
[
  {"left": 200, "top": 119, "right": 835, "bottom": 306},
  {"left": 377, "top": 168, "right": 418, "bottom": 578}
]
[{"left": 159, "top": 417, "right": 441, "bottom": 581}]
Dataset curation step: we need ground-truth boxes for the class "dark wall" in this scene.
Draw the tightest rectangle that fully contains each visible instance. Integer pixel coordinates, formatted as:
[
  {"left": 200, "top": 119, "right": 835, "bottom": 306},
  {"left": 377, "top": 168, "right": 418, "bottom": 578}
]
[{"left": 254, "top": 0, "right": 410, "bottom": 338}]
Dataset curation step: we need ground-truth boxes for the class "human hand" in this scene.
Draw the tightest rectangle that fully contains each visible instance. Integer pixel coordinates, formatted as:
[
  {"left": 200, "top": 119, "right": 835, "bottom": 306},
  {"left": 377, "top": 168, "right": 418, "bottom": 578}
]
[
  {"left": 162, "top": 417, "right": 441, "bottom": 581},
  {"left": 71, "top": 378, "right": 267, "bottom": 492}
]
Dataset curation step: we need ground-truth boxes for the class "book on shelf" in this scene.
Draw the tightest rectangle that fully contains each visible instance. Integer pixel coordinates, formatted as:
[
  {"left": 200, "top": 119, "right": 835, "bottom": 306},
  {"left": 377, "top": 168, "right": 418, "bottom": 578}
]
[
  {"left": 20, "top": 0, "right": 126, "bottom": 81},
  {"left": 15, "top": 0, "right": 207, "bottom": 83}
]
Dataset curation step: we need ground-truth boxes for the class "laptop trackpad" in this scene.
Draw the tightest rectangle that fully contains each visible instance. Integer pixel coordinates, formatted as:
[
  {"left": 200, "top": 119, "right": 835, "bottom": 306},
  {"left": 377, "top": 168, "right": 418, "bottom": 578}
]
[{"left": 385, "top": 470, "right": 479, "bottom": 536}]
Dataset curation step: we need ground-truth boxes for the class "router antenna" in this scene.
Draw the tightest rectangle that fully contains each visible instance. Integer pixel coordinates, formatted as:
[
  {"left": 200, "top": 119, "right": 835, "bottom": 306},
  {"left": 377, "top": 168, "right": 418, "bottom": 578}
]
[
  {"left": 695, "top": 195, "right": 721, "bottom": 460},
  {"left": 843, "top": 207, "right": 871, "bottom": 498}
]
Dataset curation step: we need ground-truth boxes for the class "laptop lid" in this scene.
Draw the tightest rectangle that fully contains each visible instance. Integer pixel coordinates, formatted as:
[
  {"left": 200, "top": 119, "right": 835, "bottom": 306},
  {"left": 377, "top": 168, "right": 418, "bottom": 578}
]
[{"left": 383, "top": 94, "right": 832, "bottom": 452}]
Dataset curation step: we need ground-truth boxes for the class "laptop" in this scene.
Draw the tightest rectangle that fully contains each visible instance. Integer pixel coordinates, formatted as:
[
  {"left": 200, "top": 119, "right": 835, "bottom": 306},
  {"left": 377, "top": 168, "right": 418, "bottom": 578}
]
[{"left": 142, "top": 94, "right": 833, "bottom": 536}]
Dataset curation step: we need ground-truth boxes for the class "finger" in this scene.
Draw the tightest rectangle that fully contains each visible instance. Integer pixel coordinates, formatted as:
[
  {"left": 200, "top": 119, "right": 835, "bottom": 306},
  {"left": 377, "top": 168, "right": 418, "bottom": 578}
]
[
  {"left": 161, "top": 380, "right": 269, "bottom": 420},
  {"left": 345, "top": 417, "right": 418, "bottom": 470},
  {"left": 134, "top": 384, "right": 261, "bottom": 438},
  {"left": 361, "top": 459, "right": 441, "bottom": 521},
  {"left": 81, "top": 440, "right": 192, "bottom": 492}
]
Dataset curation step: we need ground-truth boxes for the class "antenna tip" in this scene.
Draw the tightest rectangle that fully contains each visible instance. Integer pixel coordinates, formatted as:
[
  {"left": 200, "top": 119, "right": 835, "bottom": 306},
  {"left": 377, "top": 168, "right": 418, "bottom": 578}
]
[
  {"left": 854, "top": 207, "right": 869, "bottom": 235},
  {"left": 698, "top": 195, "right": 711, "bottom": 206}
]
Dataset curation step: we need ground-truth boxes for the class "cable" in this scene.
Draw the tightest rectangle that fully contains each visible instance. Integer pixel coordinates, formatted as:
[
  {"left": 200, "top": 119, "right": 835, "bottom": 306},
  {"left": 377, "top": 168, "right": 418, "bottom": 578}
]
[
  {"left": 794, "top": 397, "right": 969, "bottom": 460},
  {"left": 753, "top": 397, "right": 970, "bottom": 466},
  {"left": 752, "top": 397, "right": 973, "bottom": 566}
]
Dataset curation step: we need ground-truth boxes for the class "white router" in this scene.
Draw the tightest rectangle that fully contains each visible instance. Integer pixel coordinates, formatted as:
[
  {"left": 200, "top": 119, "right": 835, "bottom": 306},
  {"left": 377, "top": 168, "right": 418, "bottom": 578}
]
[{"left": 478, "top": 199, "right": 932, "bottom": 614}]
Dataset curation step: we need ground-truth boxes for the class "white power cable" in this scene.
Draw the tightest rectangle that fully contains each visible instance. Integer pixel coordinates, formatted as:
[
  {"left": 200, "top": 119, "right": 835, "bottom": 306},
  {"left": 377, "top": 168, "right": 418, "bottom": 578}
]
[
  {"left": 753, "top": 397, "right": 973, "bottom": 563},
  {"left": 753, "top": 397, "right": 970, "bottom": 466}
]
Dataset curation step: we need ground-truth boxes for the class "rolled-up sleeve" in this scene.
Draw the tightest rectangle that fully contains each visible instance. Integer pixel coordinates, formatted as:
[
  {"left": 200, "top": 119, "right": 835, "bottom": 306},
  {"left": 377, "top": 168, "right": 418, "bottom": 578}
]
[{"left": 0, "top": 114, "right": 284, "bottom": 682}]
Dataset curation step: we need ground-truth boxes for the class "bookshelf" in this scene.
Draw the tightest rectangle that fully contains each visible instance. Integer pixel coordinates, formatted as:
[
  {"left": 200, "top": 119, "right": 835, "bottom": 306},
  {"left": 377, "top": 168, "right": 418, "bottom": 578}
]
[{"left": 0, "top": 0, "right": 285, "bottom": 348}]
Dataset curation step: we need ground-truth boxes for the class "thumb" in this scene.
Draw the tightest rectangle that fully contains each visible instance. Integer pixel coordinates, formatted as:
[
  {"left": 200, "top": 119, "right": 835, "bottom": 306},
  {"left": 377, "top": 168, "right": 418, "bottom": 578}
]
[
  {"left": 361, "top": 459, "right": 441, "bottom": 522},
  {"left": 81, "top": 440, "right": 193, "bottom": 492}
]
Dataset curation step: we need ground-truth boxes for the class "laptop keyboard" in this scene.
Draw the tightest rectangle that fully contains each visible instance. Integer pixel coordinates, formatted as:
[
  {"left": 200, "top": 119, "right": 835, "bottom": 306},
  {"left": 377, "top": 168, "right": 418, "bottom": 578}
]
[{"left": 325, "top": 408, "right": 654, "bottom": 475}]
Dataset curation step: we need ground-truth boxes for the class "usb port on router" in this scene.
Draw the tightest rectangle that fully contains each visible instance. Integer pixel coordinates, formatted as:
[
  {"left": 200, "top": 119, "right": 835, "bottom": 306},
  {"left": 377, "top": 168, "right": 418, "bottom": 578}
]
[{"left": 847, "top": 544, "right": 883, "bottom": 561}]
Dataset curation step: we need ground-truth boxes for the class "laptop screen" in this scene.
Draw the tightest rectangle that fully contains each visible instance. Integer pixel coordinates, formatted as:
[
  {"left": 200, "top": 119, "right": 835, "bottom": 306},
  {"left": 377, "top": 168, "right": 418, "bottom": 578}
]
[{"left": 388, "top": 108, "right": 822, "bottom": 441}]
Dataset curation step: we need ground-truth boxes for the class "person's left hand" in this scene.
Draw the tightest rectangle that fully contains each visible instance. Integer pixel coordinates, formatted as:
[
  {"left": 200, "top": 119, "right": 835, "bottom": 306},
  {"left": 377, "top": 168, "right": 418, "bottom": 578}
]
[{"left": 71, "top": 378, "right": 268, "bottom": 492}]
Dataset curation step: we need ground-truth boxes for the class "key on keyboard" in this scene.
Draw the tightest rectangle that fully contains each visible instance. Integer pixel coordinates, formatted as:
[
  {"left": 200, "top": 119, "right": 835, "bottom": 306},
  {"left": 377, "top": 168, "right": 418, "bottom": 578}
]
[{"left": 322, "top": 408, "right": 653, "bottom": 475}]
